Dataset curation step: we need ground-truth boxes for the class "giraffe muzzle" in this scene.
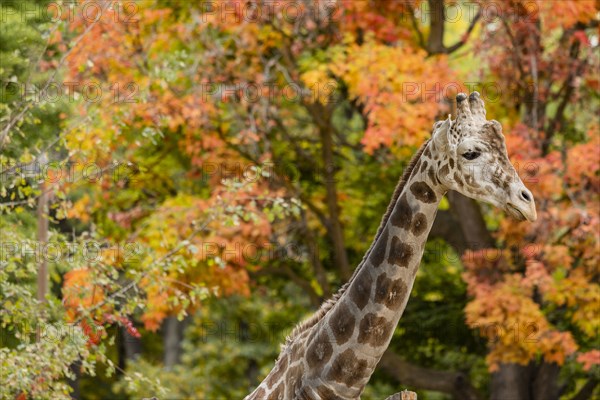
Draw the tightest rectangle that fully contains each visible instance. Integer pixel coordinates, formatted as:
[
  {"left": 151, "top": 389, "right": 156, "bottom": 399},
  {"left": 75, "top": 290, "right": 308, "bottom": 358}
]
[{"left": 506, "top": 187, "right": 537, "bottom": 222}]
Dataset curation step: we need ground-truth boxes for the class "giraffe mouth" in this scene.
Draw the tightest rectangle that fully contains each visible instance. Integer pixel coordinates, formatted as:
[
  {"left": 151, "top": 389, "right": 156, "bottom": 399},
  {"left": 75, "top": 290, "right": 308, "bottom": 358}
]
[{"left": 506, "top": 203, "right": 527, "bottom": 222}]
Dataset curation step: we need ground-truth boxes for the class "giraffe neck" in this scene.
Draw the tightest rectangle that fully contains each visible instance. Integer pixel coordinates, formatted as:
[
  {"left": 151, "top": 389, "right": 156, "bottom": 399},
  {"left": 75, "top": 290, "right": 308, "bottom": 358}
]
[{"left": 304, "top": 143, "right": 446, "bottom": 398}]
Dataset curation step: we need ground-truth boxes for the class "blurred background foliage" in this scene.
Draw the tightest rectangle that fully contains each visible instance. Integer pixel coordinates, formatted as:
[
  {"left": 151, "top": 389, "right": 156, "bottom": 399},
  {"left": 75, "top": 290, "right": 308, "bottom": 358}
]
[{"left": 1, "top": 1, "right": 598, "bottom": 399}]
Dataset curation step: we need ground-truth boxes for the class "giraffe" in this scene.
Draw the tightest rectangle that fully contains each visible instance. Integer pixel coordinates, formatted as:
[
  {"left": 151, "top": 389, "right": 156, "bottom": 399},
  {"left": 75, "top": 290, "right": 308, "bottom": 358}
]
[{"left": 245, "top": 92, "right": 537, "bottom": 399}]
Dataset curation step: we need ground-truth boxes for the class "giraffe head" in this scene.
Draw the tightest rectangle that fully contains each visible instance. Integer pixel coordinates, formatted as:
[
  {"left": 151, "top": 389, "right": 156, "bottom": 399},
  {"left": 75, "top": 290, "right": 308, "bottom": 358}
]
[{"left": 431, "top": 92, "right": 537, "bottom": 222}]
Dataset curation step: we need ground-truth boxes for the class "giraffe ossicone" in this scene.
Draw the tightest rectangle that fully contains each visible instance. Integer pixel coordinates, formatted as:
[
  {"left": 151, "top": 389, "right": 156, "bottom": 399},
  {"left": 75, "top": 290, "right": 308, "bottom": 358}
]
[{"left": 246, "top": 92, "right": 536, "bottom": 400}]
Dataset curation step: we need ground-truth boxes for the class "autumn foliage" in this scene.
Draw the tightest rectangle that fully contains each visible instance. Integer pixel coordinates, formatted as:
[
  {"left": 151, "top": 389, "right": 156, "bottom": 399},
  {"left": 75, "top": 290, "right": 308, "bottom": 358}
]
[
  {"left": 1, "top": 0, "right": 598, "bottom": 399},
  {"left": 59, "top": 0, "right": 600, "bottom": 392}
]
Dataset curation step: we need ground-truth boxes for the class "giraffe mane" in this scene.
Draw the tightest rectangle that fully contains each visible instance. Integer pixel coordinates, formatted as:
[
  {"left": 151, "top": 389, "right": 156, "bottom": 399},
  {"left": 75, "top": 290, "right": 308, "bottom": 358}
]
[{"left": 281, "top": 138, "right": 433, "bottom": 350}]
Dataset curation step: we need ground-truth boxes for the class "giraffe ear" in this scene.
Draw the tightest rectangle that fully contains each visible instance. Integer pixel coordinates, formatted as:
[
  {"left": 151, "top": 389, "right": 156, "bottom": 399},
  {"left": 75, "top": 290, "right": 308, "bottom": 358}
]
[{"left": 432, "top": 115, "right": 452, "bottom": 150}]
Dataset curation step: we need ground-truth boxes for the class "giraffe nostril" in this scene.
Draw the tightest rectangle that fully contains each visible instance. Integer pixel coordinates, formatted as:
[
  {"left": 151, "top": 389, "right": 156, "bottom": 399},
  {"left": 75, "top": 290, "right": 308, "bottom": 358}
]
[{"left": 520, "top": 191, "right": 531, "bottom": 202}]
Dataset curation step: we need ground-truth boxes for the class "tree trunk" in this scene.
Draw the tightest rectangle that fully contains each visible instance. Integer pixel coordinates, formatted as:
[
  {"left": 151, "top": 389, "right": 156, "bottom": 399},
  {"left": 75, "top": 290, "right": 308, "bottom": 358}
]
[
  {"left": 36, "top": 155, "right": 49, "bottom": 308},
  {"left": 447, "top": 191, "right": 495, "bottom": 249},
  {"left": 427, "top": 0, "right": 446, "bottom": 54},
  {"left": 67, "top": 361, "right": 81, "bottom": 400},
  {"left": 314, "top": 104, "right": 351, "bottom": 279},
  {"left": 36, "top": 153, "right": 50, "bottom": 343},
  {"left": 429, "top": 209, "right": 468, "bottom": 254},
  {"left": 163, "top": 316, "right": 188, "bottom": 368},
  {"left": 119, "top": 325, "right": 143, "bottom": 373},
  {"left": 491, "top": 363, "right": 533, "bottom": 400},
  {"left": 532, "top": 362, "right": 561, "bottom": 400}
]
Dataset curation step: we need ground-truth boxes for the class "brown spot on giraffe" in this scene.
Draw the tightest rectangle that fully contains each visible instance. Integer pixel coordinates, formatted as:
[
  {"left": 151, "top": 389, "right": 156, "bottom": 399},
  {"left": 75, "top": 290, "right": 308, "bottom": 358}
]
[
  {"left": 388, "top": 236, "right": 413, "bottom": 268},
  {"left": 357, "top": 313, "right": 394, "bottom": 347},
  {"left": 453, "top": 172, "right": 463, "bottom": 186},
  {"left": 267, "top": 381, "right": 284, "bottom": 400},
  {"left": 327, "top": 349, "right": 369, "bottom": 387},
  {"left": 439, "top": 163, "right": 450, "bottom": 178},
  {"left": 390, "top": 194, "right": 412, "bottom": 229},
  {"left": 348, "top": 268, "right": 373, "bottom": 310},
  {"left": 449, "top": 158, "right": 455, "bottom": 169},
  {"left": 290, "top": 337, "right": 304, "bottom": 361},
  {"left": 411, "top": 212, "right": 428, "bottom": 236},
  {"left": 328, "top": 303, "right": 356, "bottom": 345},
  {"left": 266, "top": 353, "right": 288, "bottom": 388},
  {"left": 410, "top": 181, "right": 437, "bottom": 203},
  {"left": 492, "top": 173, "right": 503, "bottom": 188},
  {"left": 278, "top": 353, "right": 289, "bottom": 370},
  {"left": 306, "top": 330, "right": 333, "bottom": 369},
  {"left": 315, "top": 385, "right": 342, "bottom": 400},
  {"left": 465, "top": 173, "right": 481, "bottom": 188},
  {"left": 374, "top": 273, "right": 408, "bottom": 311},
  {"left": 420, "top": 160, "right": 428, "bottom": 173},
  {"left": 370, "top": 227, "right": 388, "bottom": 267}
]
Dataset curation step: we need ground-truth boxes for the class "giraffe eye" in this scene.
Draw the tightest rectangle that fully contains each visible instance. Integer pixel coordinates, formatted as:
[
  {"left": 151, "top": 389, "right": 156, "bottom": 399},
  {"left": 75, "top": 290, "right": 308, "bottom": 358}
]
[{"left": 462, "top": 151, "right": 480, "bottom": 160}]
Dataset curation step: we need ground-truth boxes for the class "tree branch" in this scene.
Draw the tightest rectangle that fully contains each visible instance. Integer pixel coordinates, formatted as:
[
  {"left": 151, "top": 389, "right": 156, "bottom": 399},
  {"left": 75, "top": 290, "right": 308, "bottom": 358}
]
[
  {"left": 446, "top": 11, "right": 481, "bottom": 54},
  {"left": 571, "top": 378, "right": 599, "bottom": 400},
  {"left": 407, "top": 3, "right": 426, "bottom": 50},
  {"left": 500, "top": 18, "right": 527, "bottom": 80},
  {"left": 73, "top": 217, "right": 213, "bottom": 325},
  {"left": 0, "top": 1, "right": 110, "bottom": 150},
  {"left": 379, "top": 350, "right": 482, "bottom": 400},
  {"left": 544, "top": 36, "right": 585, "bottom": 155}
]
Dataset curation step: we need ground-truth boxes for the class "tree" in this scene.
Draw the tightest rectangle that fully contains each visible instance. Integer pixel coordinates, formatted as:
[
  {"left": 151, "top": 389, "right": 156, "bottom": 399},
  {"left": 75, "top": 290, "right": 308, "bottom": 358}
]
[
  {"left": 1, "top": 1, "right": 598, "bottom": 399},
  {"left": 462, "top": 1, "right": 599, "bottom": 398}
]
